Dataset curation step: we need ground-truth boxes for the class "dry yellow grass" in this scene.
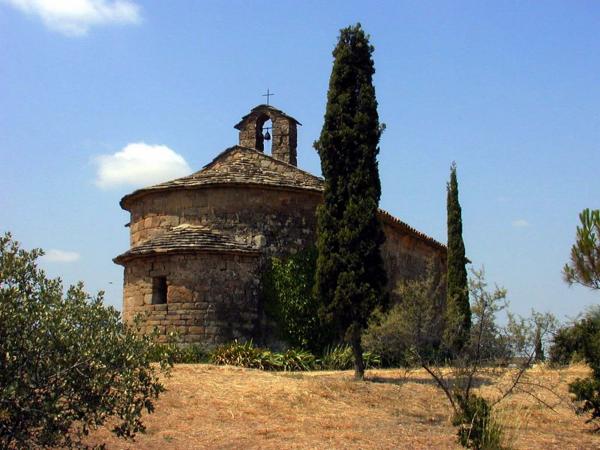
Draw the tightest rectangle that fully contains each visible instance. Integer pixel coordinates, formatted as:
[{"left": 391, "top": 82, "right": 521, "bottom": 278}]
[{"left": 86, "top": 364, "right": 600, "bottom": 449}]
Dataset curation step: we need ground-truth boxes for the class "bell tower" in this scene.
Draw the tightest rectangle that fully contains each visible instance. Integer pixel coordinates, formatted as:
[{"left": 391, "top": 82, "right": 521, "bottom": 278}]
[{"left": 234, "top": 104, "right": 301, "bottom": 166}]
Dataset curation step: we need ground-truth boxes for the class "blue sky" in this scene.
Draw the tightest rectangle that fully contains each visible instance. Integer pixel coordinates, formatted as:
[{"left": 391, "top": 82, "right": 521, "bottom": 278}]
[{"left": 1, "top": 0, "right": 598, "bottom": 321}]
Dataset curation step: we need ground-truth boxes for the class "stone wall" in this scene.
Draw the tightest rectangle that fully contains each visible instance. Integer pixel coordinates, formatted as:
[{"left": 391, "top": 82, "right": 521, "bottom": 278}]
[
  {"left": 121, "top": 184, "right": 446, "bottom": 345},
  {"left": 122, "top": 252, "right": 261, "bottom": 344},
  {"left": 380, "top": 220, "right": 446, "bottom": 303},
  {"left": 236, "top": 105, "right": 298, "bottom": 166},
  {"left": 128, "top": 186, "right": 321, "bottom": 258}
]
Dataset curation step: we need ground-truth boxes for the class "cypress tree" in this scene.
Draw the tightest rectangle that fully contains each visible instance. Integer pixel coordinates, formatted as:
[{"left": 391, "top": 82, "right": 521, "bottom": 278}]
[
  {"left": 444, "top": 162, "right": 471, "bottom": 356},
  {"left": 314, "top": 24, "right": 387, "bottom": 380}
]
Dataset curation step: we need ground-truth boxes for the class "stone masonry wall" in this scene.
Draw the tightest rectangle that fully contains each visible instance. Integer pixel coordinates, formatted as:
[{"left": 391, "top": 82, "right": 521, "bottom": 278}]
[
  {"left": 380, "top": 221, "right": 446, "bottom": 303},
  {"left": 128, "top": 186, "right": 321, "bottom": 259},
  {"left": 122, "top": 252, "right": 261, "bottom": 344},
  {"left": 121, "top": 184, "right": 446, "bottom": 345}
]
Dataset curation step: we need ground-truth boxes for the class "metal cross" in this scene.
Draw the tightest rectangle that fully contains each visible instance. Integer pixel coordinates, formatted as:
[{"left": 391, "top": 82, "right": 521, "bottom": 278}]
[{"left": 262, "top": 89, "right": 274, "bottom": 106}]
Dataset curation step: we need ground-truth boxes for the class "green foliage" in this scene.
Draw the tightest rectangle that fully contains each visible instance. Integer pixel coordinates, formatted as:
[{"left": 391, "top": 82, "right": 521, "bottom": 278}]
[
  {"left": 314, "top": 23, "right": 387, "bottom": 379},
  {"left": 445, "top": 162, "right": 472, "bottom": 356},
  {"left": 276, "top": 348, "right": 320, "bottom": 372},
  {"left": 548, "top": 309, "right": 600, "bottom": 365},
  {"left": 466, "top": 268, "right": 511, "bottom": 363},
  {"left": 0, "top": 233, "right": 170, "bottom": 448},
  {"left": 209, "top": 341, "right": 380, "bottom": 372},
  {"left": 506, "top": 310, "right": 557, "bottom": 364},
  {"left": 362, "top": 260, "right": 444, "bottom": 366},
  {"left": 453, "top": 395, "right": 503, "bottom": 450},
  {"left": 549, "top": 326, "right": 586, "bottom": 365},
  {"left": 560, "top": 209, "right": 600, "bottom": 429},
  {"left": 319, "top": 344, "right": 381, "bottom": 371},
  {"left": 263, "top": 248, "right": 329, "bottom": 352},
  {"left": 563, "top": 208, "right": 600, "bottom": 290},
  {"left": 149, "top": 333, "right": 210, "bottom": 364},
  {"left": 561, "top": 306, "right": 600, "bottom": 430},
  {"left": 210, "top": 340, "right": 318, "bottom": 371},
  {"left": 570, "top": 377, "right": 600, "bottom": 431}
]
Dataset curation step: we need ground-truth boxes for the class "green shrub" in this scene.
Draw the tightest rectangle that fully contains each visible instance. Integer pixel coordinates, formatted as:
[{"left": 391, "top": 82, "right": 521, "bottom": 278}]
[
  {"left": 549, "top": 307, "right": 600, "bottom": 366},
  {"left": 319, "top": 344, "right": 381, "bottom": 371},
  {"left": 210, "top": 340, "right": 317, "bottom": 371},
  {"left": 210, "top": 340, "right": 267, "bottom": 369},
  {"left": 570, "top": 377, "right": 600, "bottom": 431},
  {"left": 175, "top": 344, "right": 211, "bottom": 363},
  {"left": 453, "top": 394, "right": 503, "bottom": 449},
  {"left": 363, "top": 260, "right": 444, "bottom": 366},
  {"left": 149, "top": 332, "right": 210, "bottom": 364},
  {"left": 263, "top": 248, "right": 332, "bottom": 353},
  {"left": 0, "top": 233, "right": 170, "bottom": 449},
  {"left": 271, "top": 348, "right": 318, "bottom": 371},
  {"left": 564, "top": 307, "right": 600, "bottom": 431}
]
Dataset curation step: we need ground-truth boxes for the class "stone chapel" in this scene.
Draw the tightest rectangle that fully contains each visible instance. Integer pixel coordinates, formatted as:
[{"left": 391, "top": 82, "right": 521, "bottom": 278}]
[{"left": 114, "top": 104, "right": 446, "bottom": 345}]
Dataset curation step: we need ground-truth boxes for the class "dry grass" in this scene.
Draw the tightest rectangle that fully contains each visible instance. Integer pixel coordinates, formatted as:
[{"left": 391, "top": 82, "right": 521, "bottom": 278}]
[{"left": 86, "top": 364, "right": 600, "bottom": 449}]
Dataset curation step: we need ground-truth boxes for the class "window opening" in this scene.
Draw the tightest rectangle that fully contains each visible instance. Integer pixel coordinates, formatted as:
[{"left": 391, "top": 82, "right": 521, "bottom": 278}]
[
  {"left": 152, "top": 276, "right": 167, "bottom": 305},
  {"left": 261, "top": 118, "right": 272, "bottom": 154}
]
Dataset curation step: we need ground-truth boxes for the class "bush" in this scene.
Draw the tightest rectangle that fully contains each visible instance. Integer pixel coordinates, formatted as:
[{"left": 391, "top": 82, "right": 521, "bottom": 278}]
[
  {"left": 263, "top": 248, "right": 330, "bottom": 352},
  {"left": 210, "top": 340, "right": 317, "bottom": 371},
  {"left": 549, "top": 307, "right": 600, "bottom": 366},
  {"left": 273, "top": 349, "right": 318, "bottom": 372},
  {"left": 149, "top": 332, "right": 210, "bottom": 364},
  {"left": 209, "top": 341, "right": 382, "bottom": 372},
  {"left": 453, "top": 394, "right": 503, "bottom": 449},
  {"left": 362, "top": 259, "right": 444, "bottom": 366},
  {"left": 563, "top": 307, "right": 600, "bottom": 431},
  {"left": 0, "top": 233, "right": 170, "bottom": 448},
  {"left": 319, "top": 344, "right": 381, "bottom": 371}
]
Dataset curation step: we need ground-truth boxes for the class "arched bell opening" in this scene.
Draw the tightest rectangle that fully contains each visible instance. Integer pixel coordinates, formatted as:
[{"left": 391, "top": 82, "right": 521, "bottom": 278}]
[
  {"left": 254, "top": 113, "right": 273, "bottom": 154},
  {"left": 235, "top": 105, "right": 300, "bottom": 166}
]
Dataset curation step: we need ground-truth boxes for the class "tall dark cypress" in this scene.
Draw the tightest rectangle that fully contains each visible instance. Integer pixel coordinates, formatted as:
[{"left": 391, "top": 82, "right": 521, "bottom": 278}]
[
  {"left": 444, "top": 162, "right": 471, "bottom": 356},
  {"left": 314, "top": 24, "right": 387, "bottom": 380}
]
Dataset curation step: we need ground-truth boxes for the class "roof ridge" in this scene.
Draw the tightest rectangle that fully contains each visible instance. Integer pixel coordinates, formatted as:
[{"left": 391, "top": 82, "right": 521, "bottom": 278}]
[
  {"left": 234, "top": 146, "right": 323, "bottom": 180},
  {"left": 378, "top": 208, "right": 446, "bottom": 250}
]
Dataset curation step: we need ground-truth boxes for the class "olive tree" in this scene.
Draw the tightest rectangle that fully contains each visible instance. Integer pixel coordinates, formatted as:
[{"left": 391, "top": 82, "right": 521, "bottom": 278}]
[{"left": 0, "top": 233, "right": 170, "bottom": 448}]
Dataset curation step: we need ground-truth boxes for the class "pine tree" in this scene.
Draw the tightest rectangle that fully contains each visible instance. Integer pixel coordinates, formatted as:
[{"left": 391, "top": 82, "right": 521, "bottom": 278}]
[
  {"left": 444, "top": 162, "right": 471, "bottom": 356},
  {"left": 563, "top": 208, "right": 600, "bottom": 290},
  {"left": 314, "top": 23, "right": 387, "bottom": 380}
]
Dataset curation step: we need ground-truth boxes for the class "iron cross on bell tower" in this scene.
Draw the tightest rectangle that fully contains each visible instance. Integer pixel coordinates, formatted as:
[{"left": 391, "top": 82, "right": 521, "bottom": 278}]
[
  {"left": 261, "top": 89, "right": 274, "bottom": 141},
  {"left": 262, "top": 88, "right": 274, "bottom": 106}
]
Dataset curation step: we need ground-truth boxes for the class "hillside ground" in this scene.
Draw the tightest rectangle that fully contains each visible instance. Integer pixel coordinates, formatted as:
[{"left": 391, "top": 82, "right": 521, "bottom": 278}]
[{"left": 87, "top": 364, "right": 599, "bottom": 449}]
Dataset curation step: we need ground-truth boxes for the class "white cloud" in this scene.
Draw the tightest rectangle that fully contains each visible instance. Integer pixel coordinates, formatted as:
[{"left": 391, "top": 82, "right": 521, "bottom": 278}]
[
  {"left": 2, "top": 0, "right": 141, "bottom": 36},
  {"left": 94, "top": 142, "right": 192, "bottom": 189},
  {"left": 512, "top": 219, "right": 530, "bottom": 228},
  {"left": 41, "top": 249, "right": 80, "bottom": 263}
]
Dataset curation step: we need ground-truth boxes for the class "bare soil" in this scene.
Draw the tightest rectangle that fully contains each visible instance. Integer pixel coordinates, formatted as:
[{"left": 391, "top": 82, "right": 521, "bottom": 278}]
[{"left": 86, "top": 364, "right": 600, "bottom": 449}]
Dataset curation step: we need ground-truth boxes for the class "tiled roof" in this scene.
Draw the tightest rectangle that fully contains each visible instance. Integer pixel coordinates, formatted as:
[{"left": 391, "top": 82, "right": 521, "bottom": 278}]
[
  {"left": 118, "top": 145, "right": 446, "bottom": 253},
  {"left": 120, "top": 146, "right": 323, "bottom": 209},
  {"left": 378, "top": 209, "right": 446, "bottom": 251},
  {"left": 113, "top": 224, "right": 259, "bottom": 264}
]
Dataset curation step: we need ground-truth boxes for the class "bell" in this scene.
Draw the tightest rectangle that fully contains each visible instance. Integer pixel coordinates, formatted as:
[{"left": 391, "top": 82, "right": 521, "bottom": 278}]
[{"left": 264, "top": 130, "right": 271, "bottom": 141}]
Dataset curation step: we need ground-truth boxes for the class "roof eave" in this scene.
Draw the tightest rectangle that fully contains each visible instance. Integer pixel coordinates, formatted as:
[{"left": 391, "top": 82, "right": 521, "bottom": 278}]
[{"left": 113, "top": 247, "right": 261, "bottom": 266}]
